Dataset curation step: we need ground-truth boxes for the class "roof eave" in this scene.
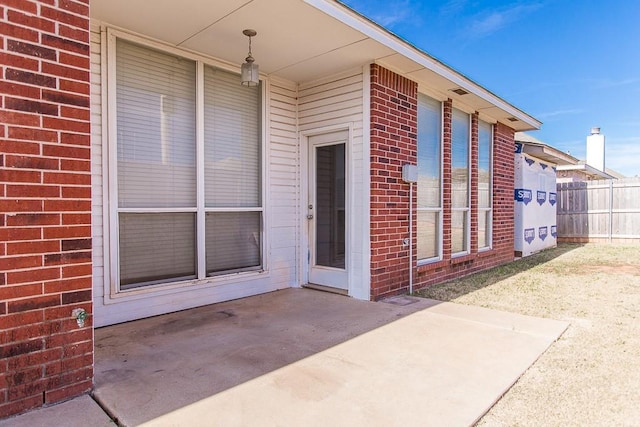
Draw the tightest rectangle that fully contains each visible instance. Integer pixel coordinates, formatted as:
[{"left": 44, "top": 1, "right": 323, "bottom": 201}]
[{"left": 307, "top": 0, "right": 541, "bottom": 131}]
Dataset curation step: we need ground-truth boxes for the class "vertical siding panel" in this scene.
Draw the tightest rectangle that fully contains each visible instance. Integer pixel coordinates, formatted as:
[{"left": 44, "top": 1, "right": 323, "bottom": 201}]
[{"left": 268, "top": 78, "right": 299, "bottom": 287}]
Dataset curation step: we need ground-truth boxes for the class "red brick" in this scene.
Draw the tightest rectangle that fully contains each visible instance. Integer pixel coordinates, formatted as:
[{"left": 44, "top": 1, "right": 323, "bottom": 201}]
[
  {"left": 61, "top": 213, "right": 90, "bottom": 225},
  {"left": 5, "top": 97, "right": 58, "bottom": 116},
  {"left": 7, "top": 267, "right": 60, "bottom": 285},
  {"left": 0, "top": 199, "right": 43, "bottom": 213},
  {"left": 58, "top": 52, "right": 90, "bottom": 70},
  {"left": 0, "top": 110, "right": 40, "bottom": 127},
  {"left": 5, "top": 154, "right": 59, "bottom": 169},
  {"left": 41, "top": 62, "right": 89, "bottom": 84},
  {"left": 0, "top": 339, "right": 43, "bottom": 359},
  {"left": 7, "top": 39, "right": 57, "bottom": 61},
  {"left": 5, "top": 68, "right": 56, "bottom": 88},
  {"left": 43, "top": 172, "right": 90, "bottom": 185},
  {"left": 61, "top": 340, "right": 91, "bottom": 358},
  {"left": 7, "top": 294, "right": 60, "bottom": 313},
  {"left": 9, "top": 126, "right": 58, "bottom": 144},
  {"left": 60, "top": 289, "right": 90, "bottom": 305},
  {"left": 44, "top": 276, "right": 90, "bottom": 293},
  {"left": 42, "top": 116, "right": 90, "bottom": 134},
  {"left": 7, "top": 348, "right": 62, "bottom": 371},
  {"left": 6, "top": 213, "right": 60, "bottom": 227},
  {"left": 42, "top": 89, "right": 89, "bottom": 108},
  {"left": 2, "top": 0, "right": 38, "bottom": 13},
  {"left": 60, "top": 105, "right": 90, "bottom": 121},
  {"left": 61, "top": 264, "right": 91, "bottom": 279},
  {"left": 42, "top": 143, "right": 89, "bottom": 159},
  {"left": 58, "top": 0, "right": 89, "bottom": 17},
  {"left": 0, "top": 81, "right": 41, "bottom": 99},
  {"left": 7, "top": 9, "right": 56, "bottom": 33},
  {"left": 59, "top": 79, "right": 89, "bottom": 95},
  {"left": 0, "top": 394, "right": 42, "bottom": 418},
  {"left": 60, "top": 132, "right": 90, "bottom": 146},
  {"left": 7, "top": 240, "right": 59, "bottom": 256},
  {"left": 43, "top": 200, "right": 91, "bottom": 213},
  {"left": 0, "top": 226, "right": 41, "bottom": 241},
  {"left": 60, "top": 185, "right": 90, "bottom": 198},
  {"left": 44, "top": 250, "right": 91, "bottom": 266},
  {"left": 0, "top": 255, "right": 42, "bottom": 271},
  {"left": 0, "top": 283, "right": 42, "bottom": 300},
  {"left": 0, "top": 52, "right": 38, "bottom": 71},
  {"left": 57, "top": 24, "right": 88, "bottom": 45},
  {"left": 60, "top": 159, "right": 90, "bottom": 173},
  {"left": 44, "top": 379, "right": 91, "bottom": 405},
  {"left": 6, "top": 184, "right": 60, "bottom": 198},
  {"left": 40, "top": 7, "right": 89, "bottom": 32},
  {"left": 0, "top": 21, "right": 38, "bottom": 42}
]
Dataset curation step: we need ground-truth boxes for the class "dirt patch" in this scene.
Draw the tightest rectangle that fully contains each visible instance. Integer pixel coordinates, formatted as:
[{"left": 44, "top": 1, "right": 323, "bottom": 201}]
[{"left": 415, "top": 243, "right": 640, "bottom": 426}]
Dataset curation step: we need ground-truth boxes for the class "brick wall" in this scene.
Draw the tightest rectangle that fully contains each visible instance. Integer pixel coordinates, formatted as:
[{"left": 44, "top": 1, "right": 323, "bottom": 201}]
[
  {"left": 369, "top": 65, "right": 516, "bottom": 299},
  {"left": 0, "top": 0, "right": 93, "bottom": 418},
  {"left": 369, "top": 64, "right": 418, "bottom": 299}
]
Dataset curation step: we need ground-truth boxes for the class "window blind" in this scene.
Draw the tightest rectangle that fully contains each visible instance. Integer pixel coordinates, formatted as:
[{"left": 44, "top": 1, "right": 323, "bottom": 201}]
[
  {"left": 204, "top": 66, "right": 261, "bottom": 208},
  {"left": 116, "top": 39, "right": 196, "bottom": 209}
]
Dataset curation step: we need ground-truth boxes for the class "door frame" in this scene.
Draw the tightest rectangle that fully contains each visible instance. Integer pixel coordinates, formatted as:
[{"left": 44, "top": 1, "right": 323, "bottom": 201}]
[{"left": 300, "top": 124, "right": 353, "bottom": 294}]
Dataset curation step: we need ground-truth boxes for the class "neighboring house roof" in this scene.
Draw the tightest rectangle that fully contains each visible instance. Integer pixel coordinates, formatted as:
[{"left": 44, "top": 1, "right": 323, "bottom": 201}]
[
  {"left": 514, "top": 132, "right": 578, "bottom": 165},
  {"left": 91, "top": 0, "right": 541, "bottom": 131},
  {"left": 574, "top": 161, "right": 626, "bottom": 179},
  {"left": 555, "top": 164, "right": 617, "bottom": 180},
  {"left": 515, "top": 132, "right": 625, "bottom": 180}
]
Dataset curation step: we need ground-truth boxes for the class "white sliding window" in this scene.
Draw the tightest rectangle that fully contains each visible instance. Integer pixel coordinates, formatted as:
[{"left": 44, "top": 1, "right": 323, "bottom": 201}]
[
  {"left": 416, "top": 94, "right": 442, "bottom": 262},
  {"left": 113, "top": 37, "right": 262, "bottom": 290},
  {"left": 478, "top": 120, "right": 493, "bottom": 250},
  {"left": 451, "top": 108, "right": 470, "bottom": 255}
]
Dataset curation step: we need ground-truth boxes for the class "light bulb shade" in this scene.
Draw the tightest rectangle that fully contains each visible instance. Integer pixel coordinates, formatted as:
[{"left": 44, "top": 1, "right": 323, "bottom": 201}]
[{"left": 241, "top": 60, "right": 259, "bottom": 86}]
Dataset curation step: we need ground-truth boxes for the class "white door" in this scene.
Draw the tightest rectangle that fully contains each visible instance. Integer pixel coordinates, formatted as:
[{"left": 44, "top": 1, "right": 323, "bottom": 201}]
[{"left": 308, "top": 130, "right": 348, "bottom": 290}]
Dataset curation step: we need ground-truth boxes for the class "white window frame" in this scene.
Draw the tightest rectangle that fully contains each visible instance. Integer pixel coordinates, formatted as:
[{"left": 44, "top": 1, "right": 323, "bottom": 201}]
[
  {"left": 416, "top": 94, "right": 443, "bottom": 265},
  {"left": 477, "top": 120, "right": 493, "bottom": 251},
  {"left": 104, "top": 28, "right": 268, "bottom": 301},
  {"left": 451, "top": 108, "right": 471, "bottom": 257}
]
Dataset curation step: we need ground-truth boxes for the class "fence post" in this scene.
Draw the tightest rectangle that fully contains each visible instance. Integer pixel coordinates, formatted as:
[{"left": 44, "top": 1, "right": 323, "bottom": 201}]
[{"left": 609, "top": 179, "right": 613, "bottom": 243}]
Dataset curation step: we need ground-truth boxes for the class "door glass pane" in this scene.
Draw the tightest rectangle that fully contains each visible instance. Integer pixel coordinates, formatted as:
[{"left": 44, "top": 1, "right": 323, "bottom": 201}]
[
  {"left": 316, "top": 143, "right": 345, "bottom": 269},
  {"left": 206, "top": 212, "right": 261, "bottom": 274},
  {"left": 119, "top": 213, "right": 196, "bottom": 289}
]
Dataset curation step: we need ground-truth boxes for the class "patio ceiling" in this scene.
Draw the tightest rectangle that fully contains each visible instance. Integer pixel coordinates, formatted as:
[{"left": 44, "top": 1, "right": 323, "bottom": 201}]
[{"left": 90, "top": 0, "right": 541, "bottom": 131}]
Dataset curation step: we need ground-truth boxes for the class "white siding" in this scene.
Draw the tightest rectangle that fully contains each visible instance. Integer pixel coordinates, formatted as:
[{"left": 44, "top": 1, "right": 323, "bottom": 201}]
[
  {"left": 91, "top": 23, "right": 300, "bottom": 326},
  {"left": 298, "top": 68, "right": 370, "bottom": 299},
  {"left": 90, "top": 22, "right": 104, "bottom": 302}
]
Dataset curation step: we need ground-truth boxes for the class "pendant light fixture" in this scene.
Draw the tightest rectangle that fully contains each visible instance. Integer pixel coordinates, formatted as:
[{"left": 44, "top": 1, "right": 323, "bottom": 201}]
[{"left": 240, "top": 29, "right": 259, "bottom": 86}]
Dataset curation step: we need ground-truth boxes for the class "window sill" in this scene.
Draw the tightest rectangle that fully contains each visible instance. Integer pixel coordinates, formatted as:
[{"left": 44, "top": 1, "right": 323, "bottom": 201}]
[
  {"left": 476, "top": 248, "right": 495, "bottom": 258},
  {"left": 104, "top": 269, "right": 269, "bottom": 305},
  {"left": 450, "top": 254, "right": 474, "bottom": 265},
  {"left": 417, "top": 260, "right": 448, "bottom": 272}
]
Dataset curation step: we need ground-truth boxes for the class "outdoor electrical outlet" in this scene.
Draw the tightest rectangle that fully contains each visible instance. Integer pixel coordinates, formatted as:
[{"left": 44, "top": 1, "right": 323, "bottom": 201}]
[{"left": 72, "top": 308, "right": 87, "bottom": 328}]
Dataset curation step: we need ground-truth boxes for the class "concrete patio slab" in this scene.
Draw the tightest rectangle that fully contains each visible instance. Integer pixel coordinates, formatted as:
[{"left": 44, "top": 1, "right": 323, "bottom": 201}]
[
  {"left": 92, "top": 288, "right": 568, "bottom": 426},
  {"left": 0, "top": 395, "right": 114, "bottom": 427}
]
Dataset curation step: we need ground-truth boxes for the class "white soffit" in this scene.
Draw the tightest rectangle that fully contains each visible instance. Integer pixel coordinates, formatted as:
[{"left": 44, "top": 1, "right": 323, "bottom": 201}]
[
  {"left": 90, "top": 0, "right": 540, "bottom": 130},
  {"left": 90, "top": 0, "right": 249, "bottom": 46}
]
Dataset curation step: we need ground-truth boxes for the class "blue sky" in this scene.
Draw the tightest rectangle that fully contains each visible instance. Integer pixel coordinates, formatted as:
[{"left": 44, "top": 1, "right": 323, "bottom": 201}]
[{"left": 341, "top": 0, "right": 640, "bottom": 177}]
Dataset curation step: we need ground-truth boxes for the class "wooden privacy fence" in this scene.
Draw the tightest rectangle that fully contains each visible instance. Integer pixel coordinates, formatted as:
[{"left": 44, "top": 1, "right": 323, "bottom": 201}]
[{"left": 557, "top": 178, "right": 640, "bottom": 243}]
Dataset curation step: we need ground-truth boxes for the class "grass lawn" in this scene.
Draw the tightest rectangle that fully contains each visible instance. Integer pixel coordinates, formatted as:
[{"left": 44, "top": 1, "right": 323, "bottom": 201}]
[{"left": 415, "top": 243, "right": 640, "bottom": 426}]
